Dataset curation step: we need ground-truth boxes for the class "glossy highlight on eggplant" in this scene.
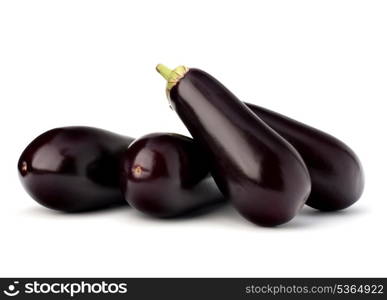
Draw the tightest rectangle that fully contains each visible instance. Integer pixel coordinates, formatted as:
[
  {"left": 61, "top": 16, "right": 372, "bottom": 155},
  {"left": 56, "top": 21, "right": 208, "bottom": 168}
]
[
  {"left": 120, "top": 133, "right": 224, "bottom": 217},
  {"left": 157, "top": 64, "right": 312, "bottom": 226},
  {"left": 245, "top": 103, "right": 364, "bottom": 211},
  {"left": 18, "top": 126, "right": 134, "bottom": 212}
]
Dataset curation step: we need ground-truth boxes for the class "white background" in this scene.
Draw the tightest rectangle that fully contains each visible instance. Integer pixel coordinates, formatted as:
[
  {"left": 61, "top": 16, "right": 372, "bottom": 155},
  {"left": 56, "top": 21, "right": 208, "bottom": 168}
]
[{"left": 0, "top": 0, "right": 386, "bottom": 277}]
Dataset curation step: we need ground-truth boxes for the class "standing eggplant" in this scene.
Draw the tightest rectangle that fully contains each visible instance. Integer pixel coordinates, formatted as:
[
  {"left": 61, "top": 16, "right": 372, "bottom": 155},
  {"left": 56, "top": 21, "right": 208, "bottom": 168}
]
[
  {"left": 245, "top": 103, "right": 364, "bottom": 211},
  {"left": 120, "top": 133, "right": 223, "bottom": 217},
  {"left": 156, "top": 64, "right": 311, "bottom": 226},
  {"left": 18, "top": 126, "right": 133, "bottom": 212}
]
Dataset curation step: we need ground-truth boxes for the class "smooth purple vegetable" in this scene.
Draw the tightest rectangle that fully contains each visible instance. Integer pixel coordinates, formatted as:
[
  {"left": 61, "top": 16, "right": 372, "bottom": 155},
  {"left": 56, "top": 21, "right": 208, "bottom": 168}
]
[
  {"left": 157, "top": 65, "right": 311, "bottom": 226},
  {"left": 245, "top": 103, "right": 364, "bottom": 211},
  {"left": 120, "top": 133, "right": 223, "bottom": 217},
  {"left": 18, "top": 126, "right": 133, "bottom": 212}
]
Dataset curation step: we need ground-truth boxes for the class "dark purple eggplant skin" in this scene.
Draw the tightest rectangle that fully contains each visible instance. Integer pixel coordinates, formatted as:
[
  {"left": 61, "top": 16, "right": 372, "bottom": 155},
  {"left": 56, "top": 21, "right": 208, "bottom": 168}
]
[
  {"left": 168, "top": 68, "right": 311, "bottom": 226},
  {"left": 120, "top": 133, "right": 224, "bottom": 218},
  {"left": 245, "top": 103, "right": 364, "bottom": 211},
  {"left": 18, "top": 126, "right": 133, "bottom": 212}
]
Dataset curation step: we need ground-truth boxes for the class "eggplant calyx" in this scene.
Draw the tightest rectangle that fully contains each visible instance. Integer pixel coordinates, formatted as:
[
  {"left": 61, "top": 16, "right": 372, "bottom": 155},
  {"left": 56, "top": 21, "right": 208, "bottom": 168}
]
[
  {"left": 156, "top": 64, "right": 189, "bottom": 110},
  {"left": 156, "top": 64, "right": 189, "bottom": 90}
]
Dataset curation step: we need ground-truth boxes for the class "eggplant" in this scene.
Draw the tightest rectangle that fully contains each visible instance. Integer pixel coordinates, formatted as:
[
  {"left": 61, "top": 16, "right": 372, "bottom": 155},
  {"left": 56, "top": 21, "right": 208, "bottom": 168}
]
[
  {"left": 156, "top": 65, "right": 311, "bottom": 226},
  {"left": 18, "top": 126, "right": 133, "bottom": 212},
  {"left": 245, "top": 103, "right": 364, "bottom": 211},
  {"left": 120, "top": 133, "right": 223, "bottom": 217}
]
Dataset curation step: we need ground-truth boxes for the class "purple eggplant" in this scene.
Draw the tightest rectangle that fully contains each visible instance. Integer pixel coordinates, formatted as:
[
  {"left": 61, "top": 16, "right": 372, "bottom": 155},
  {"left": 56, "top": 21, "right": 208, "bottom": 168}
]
[
  {"left": 120, "top": 133, "right": 223, "bottom": 217},
  {"left": 156, "top": 65, "right": 311, "bottom": 226},
  {"left": 245, "top": 104, "right": 364, "bottom": 211},
  {"left": 18, "top": 126, "right": 133, "bottom": 212}
]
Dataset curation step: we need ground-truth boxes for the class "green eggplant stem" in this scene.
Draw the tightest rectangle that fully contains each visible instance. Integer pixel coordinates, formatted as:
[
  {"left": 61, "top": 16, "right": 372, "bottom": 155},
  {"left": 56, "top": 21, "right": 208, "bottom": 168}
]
[
  {"left": 156, "top": 64, "right": 173, "bottom": 80},
  {"left": 156, "top": 63, "right": 189, "bottom": 91}
]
